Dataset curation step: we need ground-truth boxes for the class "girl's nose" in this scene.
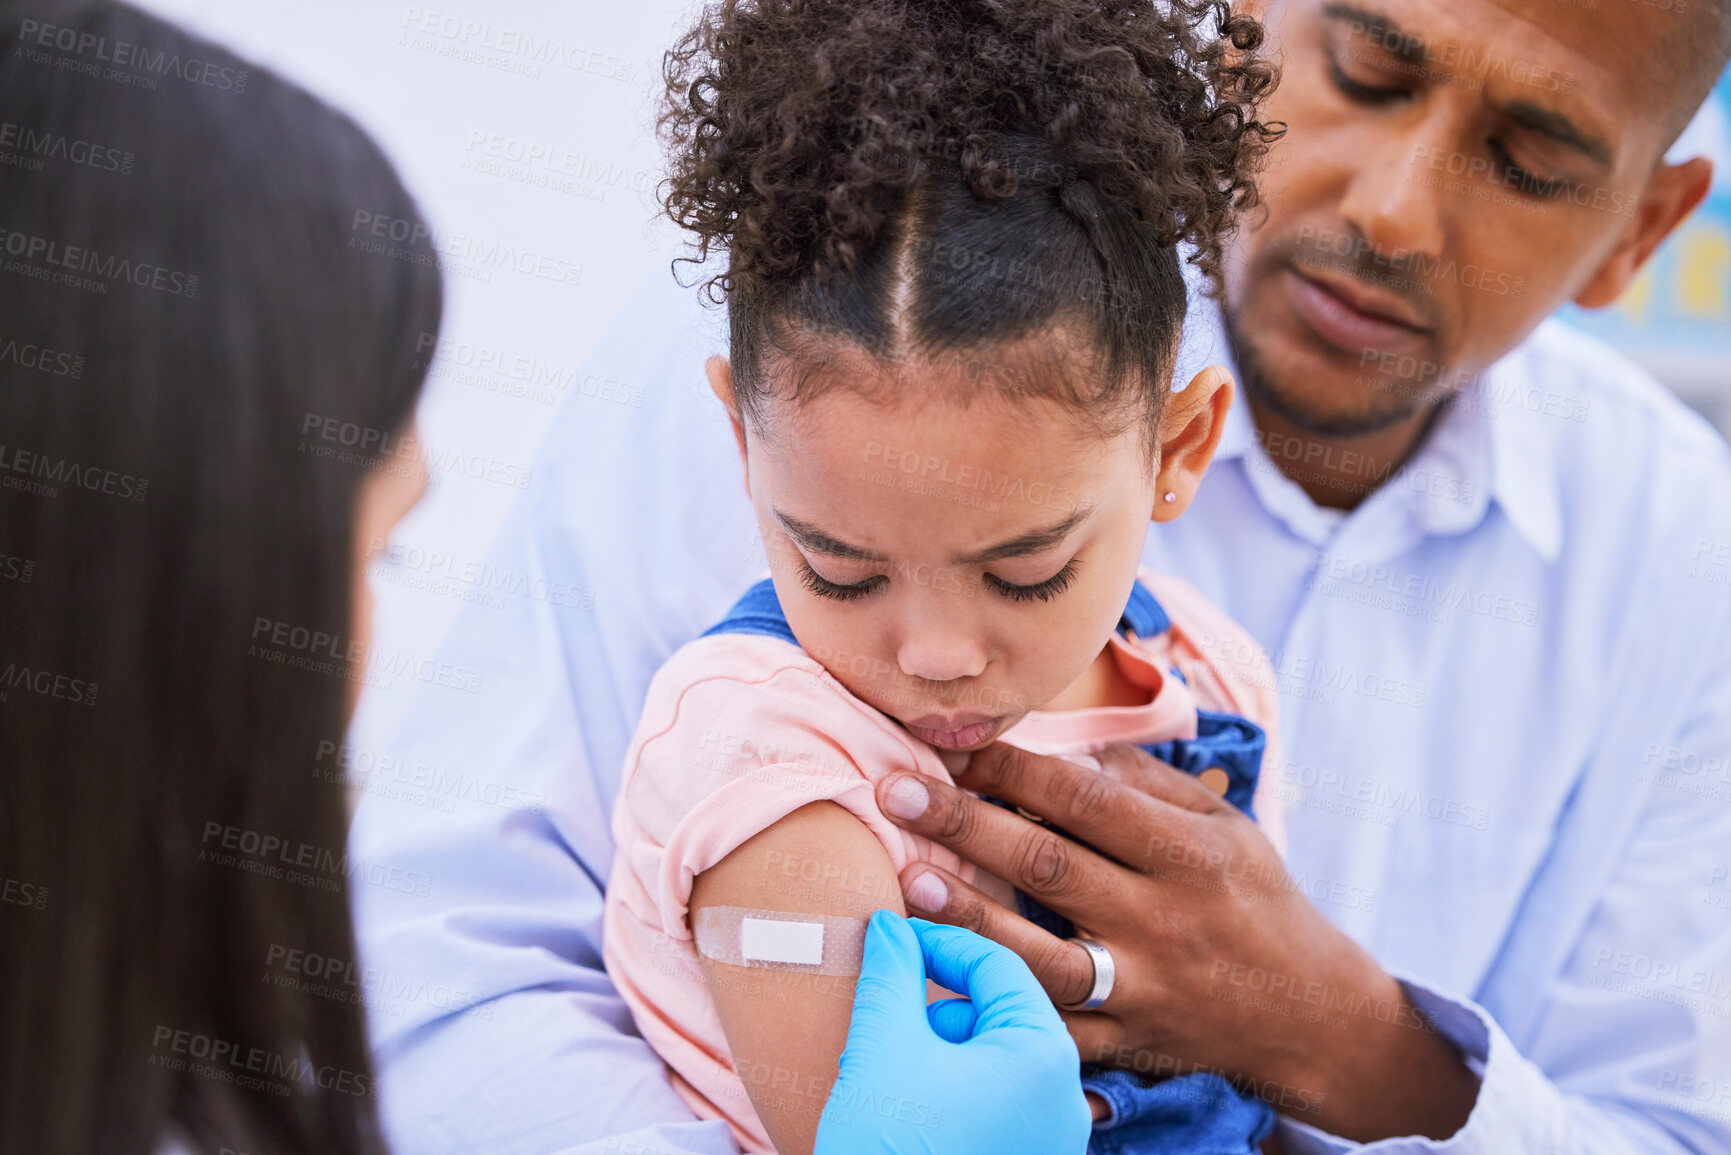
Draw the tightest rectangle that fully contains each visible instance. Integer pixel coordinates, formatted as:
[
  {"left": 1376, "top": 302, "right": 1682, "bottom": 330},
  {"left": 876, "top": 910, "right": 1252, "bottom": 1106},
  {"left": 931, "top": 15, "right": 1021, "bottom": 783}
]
[{"left": 895, "top": 626, "right": 988, "bottom": 684}]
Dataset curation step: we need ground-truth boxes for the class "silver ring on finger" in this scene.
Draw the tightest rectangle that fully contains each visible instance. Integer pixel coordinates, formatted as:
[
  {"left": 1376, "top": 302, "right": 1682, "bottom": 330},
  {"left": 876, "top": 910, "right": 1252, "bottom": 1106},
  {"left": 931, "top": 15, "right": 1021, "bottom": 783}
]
[{"left": 1063, "top": 936, "right": 1115, "bottom": 1011}]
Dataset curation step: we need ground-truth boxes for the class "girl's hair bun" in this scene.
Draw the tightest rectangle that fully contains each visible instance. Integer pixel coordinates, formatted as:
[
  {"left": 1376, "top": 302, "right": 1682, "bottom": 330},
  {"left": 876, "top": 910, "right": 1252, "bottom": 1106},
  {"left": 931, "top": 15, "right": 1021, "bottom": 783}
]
[{"left": 660, "top": 0, "right": 1280, "bottom": 300}]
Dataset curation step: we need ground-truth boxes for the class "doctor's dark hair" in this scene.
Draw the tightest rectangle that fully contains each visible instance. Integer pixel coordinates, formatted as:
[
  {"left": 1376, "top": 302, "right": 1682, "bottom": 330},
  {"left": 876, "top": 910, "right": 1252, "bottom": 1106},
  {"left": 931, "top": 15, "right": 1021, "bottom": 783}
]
[
  {"left": 660, "top": 0, "right": 1279, "bottom": 442},
  {"left": 0, "top": 3, "right": 439, "bottom": 1154}
]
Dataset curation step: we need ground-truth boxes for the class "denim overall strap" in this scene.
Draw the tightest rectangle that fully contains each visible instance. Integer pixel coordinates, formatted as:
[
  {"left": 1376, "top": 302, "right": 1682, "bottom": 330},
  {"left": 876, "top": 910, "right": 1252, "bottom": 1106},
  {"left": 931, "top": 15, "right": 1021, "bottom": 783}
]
[
  {"left": 1141, "top": 713, "right": 1263, "bottom": 818},
  {"left": 699, "top": 579, "right": 796, "bottom": 645},
  {"left": 1118, "top": 579, "right": 1171, "bottom": 639},
  {"left": 1118, "top": 579, "right": 1264, "bottom": 820}
]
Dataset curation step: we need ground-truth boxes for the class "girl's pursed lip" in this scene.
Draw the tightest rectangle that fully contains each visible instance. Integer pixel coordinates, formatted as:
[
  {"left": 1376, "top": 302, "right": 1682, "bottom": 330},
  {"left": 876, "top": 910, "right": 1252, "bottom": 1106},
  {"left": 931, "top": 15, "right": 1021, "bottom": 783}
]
[
  {"left": 906, "top": 709, "right": 997, "bottom": 731},
  {"left": 904, "top": 717, "right": 1003, "bottom": 750}
]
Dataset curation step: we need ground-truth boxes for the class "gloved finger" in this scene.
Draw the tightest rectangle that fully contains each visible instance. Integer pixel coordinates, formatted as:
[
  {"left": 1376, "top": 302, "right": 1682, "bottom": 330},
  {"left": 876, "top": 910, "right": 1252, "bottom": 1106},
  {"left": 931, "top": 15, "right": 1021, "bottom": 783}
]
[
  {"left": 839, "top": 909, "right": 930, "bottom": 1059},
  {"left": 908, "top": 918, "right": 1067, "bottom": 1037},
  {"left": 925, "top": 996, "right": 977, "bottom": 1042}
]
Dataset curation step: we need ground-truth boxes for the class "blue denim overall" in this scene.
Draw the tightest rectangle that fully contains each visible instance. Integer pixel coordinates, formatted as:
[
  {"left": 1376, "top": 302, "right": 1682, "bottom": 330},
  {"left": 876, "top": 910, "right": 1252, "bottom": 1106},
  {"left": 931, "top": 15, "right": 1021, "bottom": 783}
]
[{"left": 703, "top": 579, "right": 1276, "bottom": 1153}]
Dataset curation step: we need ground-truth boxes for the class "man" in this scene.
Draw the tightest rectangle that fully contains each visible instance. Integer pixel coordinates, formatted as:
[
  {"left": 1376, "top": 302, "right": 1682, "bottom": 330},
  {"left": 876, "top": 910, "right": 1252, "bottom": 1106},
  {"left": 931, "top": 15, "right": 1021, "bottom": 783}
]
[{"left": 348, "top": 0, "right": 1731, "bottom": 1151}]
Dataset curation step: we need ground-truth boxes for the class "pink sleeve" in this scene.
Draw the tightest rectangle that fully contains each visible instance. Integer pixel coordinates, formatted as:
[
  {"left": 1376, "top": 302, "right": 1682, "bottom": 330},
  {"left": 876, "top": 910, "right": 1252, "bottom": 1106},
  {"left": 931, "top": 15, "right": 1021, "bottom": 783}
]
[
  {"left": 1139, "top": 570, "right": 1287, "bottom": 856},
  {"left": 612, "top": 636, "right": 970, "bottom": 944},
  {"left": 603, "top": 636, "right": 977, "bottom": 1151}
]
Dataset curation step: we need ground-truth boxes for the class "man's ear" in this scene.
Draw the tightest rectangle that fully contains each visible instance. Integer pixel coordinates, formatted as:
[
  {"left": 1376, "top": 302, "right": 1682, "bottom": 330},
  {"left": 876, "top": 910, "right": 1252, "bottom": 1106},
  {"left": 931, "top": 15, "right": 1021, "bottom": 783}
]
[
  {"left": 1573, "top": 157, "right": 1711, "bottom": 309},
  {"left": 706, "top": 355, "right": 752, "bottom": 492},
  {"left": 1152, "top": 364, "right": 1233, "bottom": 523}
]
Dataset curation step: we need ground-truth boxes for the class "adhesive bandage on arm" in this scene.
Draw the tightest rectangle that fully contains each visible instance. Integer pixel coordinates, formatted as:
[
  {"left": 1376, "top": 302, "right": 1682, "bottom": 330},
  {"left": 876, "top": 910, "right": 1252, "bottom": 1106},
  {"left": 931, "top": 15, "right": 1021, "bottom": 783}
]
[{"left": 692, "top": 906, "right": 869, "bottom": 975}]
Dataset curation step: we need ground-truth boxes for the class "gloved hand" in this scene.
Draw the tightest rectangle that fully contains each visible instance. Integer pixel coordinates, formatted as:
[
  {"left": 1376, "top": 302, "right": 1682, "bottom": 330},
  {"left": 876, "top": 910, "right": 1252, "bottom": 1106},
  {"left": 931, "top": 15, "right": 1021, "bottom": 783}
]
[{"left": 813, "top": 910, "right": 1091, "bottom": 1155}]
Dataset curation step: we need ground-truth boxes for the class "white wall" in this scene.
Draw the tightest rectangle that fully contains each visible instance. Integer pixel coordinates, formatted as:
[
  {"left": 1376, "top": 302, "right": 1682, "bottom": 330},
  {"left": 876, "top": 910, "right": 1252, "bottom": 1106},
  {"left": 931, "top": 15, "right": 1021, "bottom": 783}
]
[{"left": 130, "top": 0, "right": 703, "bottom": 736}]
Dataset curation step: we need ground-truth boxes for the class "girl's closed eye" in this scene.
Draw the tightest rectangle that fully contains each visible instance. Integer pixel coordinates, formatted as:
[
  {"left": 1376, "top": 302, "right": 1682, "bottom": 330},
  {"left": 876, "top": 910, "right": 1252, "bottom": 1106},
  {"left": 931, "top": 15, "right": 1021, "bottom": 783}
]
[
  {"left": 984, "top": 560, "right": 1080, "bottom": 603},
  {"left": 797, "top": 552, "right": 1083, "bottom": 605},
  {"left": 796, "top": 556, "right": 885, "bottom": 602}
]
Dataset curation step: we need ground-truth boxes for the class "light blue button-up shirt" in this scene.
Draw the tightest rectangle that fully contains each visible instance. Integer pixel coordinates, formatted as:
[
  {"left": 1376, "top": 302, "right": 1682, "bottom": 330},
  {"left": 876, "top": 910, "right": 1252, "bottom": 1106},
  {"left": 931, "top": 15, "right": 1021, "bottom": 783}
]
[{"left": 348, "top": 266, "right": 1731, "bottom": 1155}]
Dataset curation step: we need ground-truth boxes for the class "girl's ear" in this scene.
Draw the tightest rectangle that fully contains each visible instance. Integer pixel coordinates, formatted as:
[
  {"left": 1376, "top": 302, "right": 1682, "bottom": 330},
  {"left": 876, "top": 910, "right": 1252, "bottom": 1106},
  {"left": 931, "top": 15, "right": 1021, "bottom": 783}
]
[
  {"left": 706, "top": 355, "right": 751, "bottom": 490},
  {"left": 1151, "top": 364, "right": 1233, "bottom": 523}
]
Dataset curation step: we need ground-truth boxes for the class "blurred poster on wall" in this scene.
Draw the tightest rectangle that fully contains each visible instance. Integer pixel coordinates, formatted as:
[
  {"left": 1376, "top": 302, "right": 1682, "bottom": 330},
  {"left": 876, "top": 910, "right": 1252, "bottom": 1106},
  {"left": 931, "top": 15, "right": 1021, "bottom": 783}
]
[{"left": 1560, "top": 69, "right": 1731, "bottom": 435}]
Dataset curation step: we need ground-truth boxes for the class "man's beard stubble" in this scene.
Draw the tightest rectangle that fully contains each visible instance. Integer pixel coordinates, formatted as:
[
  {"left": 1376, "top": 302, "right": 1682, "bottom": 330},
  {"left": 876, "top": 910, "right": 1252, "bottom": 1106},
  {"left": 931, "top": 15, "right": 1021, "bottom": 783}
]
[{"left": 1220, "top": 296, "right": 1431, "bottom": 439}]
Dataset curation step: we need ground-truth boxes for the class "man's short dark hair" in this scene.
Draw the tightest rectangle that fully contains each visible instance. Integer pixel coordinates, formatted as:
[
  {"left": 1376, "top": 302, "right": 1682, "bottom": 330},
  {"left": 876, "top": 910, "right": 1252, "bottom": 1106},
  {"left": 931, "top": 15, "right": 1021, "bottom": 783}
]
[{"left": 1659, "top": 0, "right": 1731, "bottom": 140}]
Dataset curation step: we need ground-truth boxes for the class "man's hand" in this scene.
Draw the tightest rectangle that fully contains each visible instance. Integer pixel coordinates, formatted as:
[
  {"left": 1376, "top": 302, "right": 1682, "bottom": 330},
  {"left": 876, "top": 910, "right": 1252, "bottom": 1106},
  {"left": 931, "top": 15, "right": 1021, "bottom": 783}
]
[{"left": 875, "top": 743, "right": 1480, "bottom": 1144}]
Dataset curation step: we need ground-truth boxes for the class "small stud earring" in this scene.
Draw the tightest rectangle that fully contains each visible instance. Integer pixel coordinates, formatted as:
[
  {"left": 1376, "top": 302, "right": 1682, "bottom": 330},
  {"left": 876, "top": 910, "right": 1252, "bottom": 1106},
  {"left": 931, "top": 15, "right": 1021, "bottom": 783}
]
[{"left": 1163, "top": 492, "right": 1177, "bottom": 504}]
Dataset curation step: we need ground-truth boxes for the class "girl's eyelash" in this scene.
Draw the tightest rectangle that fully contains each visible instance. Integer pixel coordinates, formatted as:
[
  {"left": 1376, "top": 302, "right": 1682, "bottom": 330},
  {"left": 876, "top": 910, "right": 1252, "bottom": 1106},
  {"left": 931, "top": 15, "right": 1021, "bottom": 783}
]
[
  {"left": 984, "top": 561, "right": 1079, "bottom": 604},
  {"left": 797, "top": 558, "right": 885, "bottom": 602},
  {"left": 797, "top": 556, "right": 1079, "bottom": 604}
]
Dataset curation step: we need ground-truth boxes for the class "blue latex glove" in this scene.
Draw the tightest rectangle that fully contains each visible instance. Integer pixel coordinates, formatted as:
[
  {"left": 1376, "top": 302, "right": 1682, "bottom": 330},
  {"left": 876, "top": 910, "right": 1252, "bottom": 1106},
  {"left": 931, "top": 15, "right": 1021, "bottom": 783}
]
[{"left": 813, "top": 910, "right": 1091, "bottom": 1155}]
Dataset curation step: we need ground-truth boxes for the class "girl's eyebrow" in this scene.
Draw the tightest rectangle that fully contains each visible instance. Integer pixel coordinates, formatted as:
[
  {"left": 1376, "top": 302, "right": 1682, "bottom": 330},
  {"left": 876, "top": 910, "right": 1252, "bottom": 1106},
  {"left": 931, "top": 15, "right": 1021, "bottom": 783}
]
[
  {"left": 955, "top": 506, "right": 1095, "bottom": 565},
  {"left": 775, "top": 505, "right": 1096, "bottom": 567},
  {"left": 775, "top": 511, "right": 890, "bottom": 562}
]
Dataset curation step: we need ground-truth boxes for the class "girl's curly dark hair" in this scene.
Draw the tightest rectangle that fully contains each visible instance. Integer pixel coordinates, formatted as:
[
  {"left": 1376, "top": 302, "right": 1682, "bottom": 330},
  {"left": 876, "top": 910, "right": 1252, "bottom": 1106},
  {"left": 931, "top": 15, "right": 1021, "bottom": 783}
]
[{"left": 660, "top": 0, "right": 1281, "bottom": 440}]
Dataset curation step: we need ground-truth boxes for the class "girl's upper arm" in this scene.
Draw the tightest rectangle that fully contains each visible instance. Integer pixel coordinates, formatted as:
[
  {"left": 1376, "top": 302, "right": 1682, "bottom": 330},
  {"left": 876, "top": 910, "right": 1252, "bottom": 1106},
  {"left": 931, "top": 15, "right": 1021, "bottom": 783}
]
[{"left": 689, "top": 800, "right": 906, "bottom": 1155}]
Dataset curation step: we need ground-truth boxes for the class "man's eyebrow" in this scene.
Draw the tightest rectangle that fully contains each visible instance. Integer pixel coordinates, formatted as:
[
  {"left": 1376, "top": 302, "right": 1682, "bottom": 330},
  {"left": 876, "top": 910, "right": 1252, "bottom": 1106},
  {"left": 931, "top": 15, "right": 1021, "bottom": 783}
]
[
  {"left": 955, "top": 506, "right": 1094, "bottom": 566},
  {"left": 775, "top": 512, "right": 889, "bottom": 563},
  {"left": 1321, "top": 3, "right": 1427, "bottom": 66},
  {"left": 1501, "top": 99, "right": 1613, "bottom": 168}
]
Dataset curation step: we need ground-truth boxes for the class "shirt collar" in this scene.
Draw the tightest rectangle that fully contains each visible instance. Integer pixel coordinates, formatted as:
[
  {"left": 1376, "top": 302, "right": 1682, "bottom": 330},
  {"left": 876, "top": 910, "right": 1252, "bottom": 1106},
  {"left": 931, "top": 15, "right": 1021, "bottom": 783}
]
[
  {"left": 1180, "top": 298, "right": 1563, "bottom": 562},
  {"left": 1477, "top": 346, "right": 1564, "bottom": 562}
]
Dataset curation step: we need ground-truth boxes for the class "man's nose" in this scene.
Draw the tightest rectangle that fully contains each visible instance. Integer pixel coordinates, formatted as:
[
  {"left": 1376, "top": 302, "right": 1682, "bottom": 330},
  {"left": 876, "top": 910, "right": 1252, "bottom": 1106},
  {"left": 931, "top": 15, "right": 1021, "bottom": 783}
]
[{"left": 1337, "top": 117, "right": 1450, "bottom": 262}]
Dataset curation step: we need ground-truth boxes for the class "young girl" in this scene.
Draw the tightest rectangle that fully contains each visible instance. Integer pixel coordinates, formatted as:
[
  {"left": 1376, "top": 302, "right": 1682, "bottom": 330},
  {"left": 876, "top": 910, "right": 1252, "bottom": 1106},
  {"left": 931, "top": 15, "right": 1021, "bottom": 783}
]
[{"left": 605, "top": 1, "right": 1283, "bottom": 1151}]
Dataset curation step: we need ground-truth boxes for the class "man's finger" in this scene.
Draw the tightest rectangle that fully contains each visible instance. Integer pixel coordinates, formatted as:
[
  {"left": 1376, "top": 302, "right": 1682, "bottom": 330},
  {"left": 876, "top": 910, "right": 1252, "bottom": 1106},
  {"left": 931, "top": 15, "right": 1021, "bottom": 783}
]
[
  {"left": 897, "top": 862, "right": 1097, "bottom": 1009},
  {"left": 946, "top": 743, "right": 1203, "bottom": 871},
  {"left": 878, "top": 770, "right": 1144, "bottom": 920},
  {"left": 1062, "top": 1014, "right": 1215, "bottom": 1089},
  {"left": 1093, "top": 745, "right": 1228, "bottom": 814},
  {"left": 1059, "top": 1012, "right": 1126, "bottom": 1072}
]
